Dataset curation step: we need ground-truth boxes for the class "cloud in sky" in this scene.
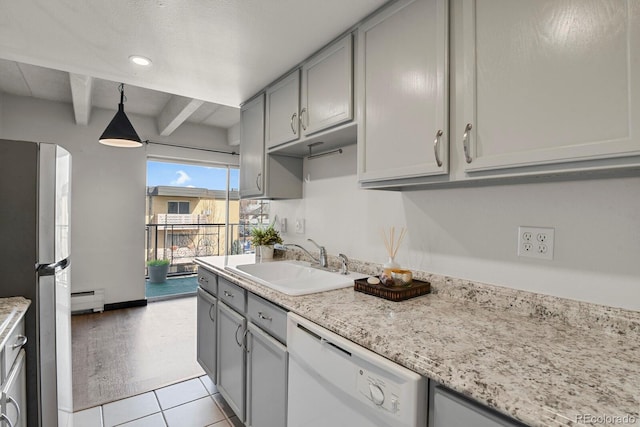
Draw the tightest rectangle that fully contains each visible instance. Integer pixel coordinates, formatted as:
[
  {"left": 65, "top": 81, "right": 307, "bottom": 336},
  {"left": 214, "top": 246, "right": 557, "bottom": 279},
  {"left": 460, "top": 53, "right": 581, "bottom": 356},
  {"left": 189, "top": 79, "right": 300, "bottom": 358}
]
[{"left": 171, "top": 170, "right": 191, "bottom": 186}]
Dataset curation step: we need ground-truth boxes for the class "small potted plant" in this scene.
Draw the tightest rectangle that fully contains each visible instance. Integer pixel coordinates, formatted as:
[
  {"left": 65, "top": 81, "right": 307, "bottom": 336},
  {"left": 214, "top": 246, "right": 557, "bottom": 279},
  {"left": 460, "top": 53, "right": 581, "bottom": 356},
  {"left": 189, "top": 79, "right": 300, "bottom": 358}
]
[
  {"left": 147, "top": 258, "right": 170, "bottom": 283},
  {"left": 250, "top": 224, "right": 283, "bottom": 260}
]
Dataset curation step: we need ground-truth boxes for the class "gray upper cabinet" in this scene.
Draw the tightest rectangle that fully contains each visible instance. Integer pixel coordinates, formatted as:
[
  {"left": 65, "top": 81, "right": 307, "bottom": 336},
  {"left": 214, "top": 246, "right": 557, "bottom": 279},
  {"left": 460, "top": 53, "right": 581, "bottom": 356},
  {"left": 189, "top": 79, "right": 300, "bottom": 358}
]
[
  {"left": 458, "top": 0, "right": 640, "bottom": 176},
  {"left": 357, "top": 0, "right": 449, "bottom": 186},
  {"left": 300, "top": 34, "right": 353, "bottom": 137},
  {"left": 266, "top": 70, "right": 301, "bottom": 149},
  {"left": 239, "top": 94, "right": 266, "bottom": 199},
  {"left": 240, "top": 93, "right": 303, "bottom": 200}
]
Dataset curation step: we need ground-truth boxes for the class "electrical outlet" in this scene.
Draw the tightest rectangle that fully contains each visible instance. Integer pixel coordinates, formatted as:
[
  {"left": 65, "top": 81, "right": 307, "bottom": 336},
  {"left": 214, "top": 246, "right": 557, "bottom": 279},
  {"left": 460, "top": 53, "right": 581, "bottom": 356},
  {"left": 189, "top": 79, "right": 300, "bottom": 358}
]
[
  {"left": 518, "top": 226, "right": 554, "bottom": 260},
  {"left": 280, "top": 218, "right": 287, "bottom": 233},
  {"left": 295, "top": 218, "right": 305, "bottom": 234}
]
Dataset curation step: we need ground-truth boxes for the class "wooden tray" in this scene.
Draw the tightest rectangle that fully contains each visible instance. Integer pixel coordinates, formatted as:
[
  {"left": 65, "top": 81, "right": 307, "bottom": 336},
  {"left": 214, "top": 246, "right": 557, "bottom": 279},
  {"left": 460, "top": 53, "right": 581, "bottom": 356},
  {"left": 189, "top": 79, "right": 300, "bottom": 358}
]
[{"left": 354, "top": 277, "right": 431, "bottom": 302}]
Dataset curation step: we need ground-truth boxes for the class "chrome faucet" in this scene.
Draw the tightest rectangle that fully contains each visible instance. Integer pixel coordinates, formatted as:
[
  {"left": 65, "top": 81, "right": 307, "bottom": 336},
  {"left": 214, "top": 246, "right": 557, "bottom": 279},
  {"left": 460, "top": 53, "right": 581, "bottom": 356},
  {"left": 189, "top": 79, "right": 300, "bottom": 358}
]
[
  {"left": 275, "top": 238, "right": 328, "bottom": 268},
  {"left": 306, "top": 239, "right": 328, "bottom": 268}
]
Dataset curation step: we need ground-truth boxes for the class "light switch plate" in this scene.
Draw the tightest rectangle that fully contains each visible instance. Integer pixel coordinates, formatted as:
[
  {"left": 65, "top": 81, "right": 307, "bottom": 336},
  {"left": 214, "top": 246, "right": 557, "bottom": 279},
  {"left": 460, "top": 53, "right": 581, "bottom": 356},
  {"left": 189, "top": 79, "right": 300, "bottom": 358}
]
[{"left": 295, "top": 218, "right": 305, "bottom": 234}]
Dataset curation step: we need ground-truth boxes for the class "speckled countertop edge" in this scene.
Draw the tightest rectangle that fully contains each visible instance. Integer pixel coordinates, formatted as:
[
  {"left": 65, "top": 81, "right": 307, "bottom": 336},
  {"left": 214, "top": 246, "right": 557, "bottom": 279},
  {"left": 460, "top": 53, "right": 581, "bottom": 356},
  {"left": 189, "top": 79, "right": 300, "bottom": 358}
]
[
  {"left": 195, "top": 255, "right": 640, "bottom": 427},
  {"left": 0, "top": 297, "right": 31, "bottom": 348}
]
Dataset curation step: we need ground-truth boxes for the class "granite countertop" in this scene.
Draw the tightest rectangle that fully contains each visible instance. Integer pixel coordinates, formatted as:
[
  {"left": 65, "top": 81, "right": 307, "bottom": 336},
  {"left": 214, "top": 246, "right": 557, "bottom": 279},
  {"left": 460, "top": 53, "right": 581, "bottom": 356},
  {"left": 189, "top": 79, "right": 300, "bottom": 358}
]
[
  {"left": 0, "top": 297, "right": 31, "bottom": 348},
  {"left": 195, "top": 255, "right": 640, "bottom": 427}
]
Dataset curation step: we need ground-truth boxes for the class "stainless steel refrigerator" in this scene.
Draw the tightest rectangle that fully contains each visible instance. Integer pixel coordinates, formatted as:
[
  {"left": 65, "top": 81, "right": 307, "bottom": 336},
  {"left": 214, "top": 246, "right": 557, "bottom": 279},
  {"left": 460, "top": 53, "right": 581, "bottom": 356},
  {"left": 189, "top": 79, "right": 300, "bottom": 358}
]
[{"left": 0, "top": 139, "right": 73, "bottom": 427}]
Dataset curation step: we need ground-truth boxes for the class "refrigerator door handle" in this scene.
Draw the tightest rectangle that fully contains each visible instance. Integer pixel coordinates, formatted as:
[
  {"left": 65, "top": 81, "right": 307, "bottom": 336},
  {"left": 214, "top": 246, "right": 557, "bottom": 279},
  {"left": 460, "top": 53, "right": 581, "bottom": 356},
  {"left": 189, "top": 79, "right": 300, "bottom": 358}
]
[{"left": 36, "top": 258, "right": 70, "bottom": 276}]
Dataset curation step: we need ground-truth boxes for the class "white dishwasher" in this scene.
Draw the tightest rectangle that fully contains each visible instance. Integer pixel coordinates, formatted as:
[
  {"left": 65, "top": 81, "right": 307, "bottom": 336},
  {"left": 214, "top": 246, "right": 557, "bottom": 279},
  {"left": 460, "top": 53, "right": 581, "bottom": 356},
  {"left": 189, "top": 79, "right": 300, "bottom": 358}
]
[{"left": 287, "top": 313, "right": 427, "bottom": 427}]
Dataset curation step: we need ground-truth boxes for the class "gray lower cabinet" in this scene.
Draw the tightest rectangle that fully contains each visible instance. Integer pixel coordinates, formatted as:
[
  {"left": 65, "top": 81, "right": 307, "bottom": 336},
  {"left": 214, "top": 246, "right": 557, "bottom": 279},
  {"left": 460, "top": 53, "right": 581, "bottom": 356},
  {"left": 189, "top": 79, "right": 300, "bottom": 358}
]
[
  {"left": 1, "top": 350, "right": 26, "bottom": 427},
  {"left": 429, "top": 382, "right": 525, "bottom": 427},
  {"left": 196, "top": 288, "right": 217, "bottom": 382},
  {"left": 217, "top": 301, "right": 247, "bottom": 422},
  {"left": 246, "top": 323, "right": 287, "bottom": 427}
]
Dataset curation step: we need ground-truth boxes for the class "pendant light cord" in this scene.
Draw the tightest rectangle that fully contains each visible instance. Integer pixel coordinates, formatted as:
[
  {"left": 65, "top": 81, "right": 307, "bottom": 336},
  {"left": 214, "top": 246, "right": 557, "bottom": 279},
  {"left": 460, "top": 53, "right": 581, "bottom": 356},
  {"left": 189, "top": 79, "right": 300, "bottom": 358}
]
[{"left": 144, "top": 140, "right": 238, "bottom": 156}]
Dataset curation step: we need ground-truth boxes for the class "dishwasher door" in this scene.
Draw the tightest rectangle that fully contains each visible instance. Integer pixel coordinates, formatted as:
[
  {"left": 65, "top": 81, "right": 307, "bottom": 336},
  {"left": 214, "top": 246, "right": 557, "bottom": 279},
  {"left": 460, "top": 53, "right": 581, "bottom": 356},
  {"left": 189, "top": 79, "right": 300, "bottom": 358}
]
[{"left": 287, "top": 313, "right": 427, "bottom": 427}]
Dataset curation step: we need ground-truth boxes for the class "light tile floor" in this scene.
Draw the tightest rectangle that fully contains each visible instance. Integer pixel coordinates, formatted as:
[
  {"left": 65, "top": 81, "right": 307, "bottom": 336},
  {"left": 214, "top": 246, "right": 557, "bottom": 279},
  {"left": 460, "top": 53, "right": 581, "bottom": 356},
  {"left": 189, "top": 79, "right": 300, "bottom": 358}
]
[{"left": 74, "top": 375, "right": 243, "bottom": 427}]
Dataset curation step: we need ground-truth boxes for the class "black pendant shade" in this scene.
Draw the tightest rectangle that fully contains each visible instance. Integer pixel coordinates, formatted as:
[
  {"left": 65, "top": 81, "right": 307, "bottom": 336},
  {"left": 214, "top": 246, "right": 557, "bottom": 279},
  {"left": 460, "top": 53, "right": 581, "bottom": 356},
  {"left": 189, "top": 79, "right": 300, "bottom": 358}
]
[{"left": 99, "top": 84, "right": 142, "bottom": 148}]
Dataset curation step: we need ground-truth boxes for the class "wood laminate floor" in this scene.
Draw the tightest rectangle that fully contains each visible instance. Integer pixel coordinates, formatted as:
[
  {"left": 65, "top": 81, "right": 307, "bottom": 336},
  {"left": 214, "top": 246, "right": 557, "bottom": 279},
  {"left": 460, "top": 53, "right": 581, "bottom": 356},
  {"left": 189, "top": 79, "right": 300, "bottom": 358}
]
[{"left": 72, "top": 296, "right": 205, "bottom": 412}]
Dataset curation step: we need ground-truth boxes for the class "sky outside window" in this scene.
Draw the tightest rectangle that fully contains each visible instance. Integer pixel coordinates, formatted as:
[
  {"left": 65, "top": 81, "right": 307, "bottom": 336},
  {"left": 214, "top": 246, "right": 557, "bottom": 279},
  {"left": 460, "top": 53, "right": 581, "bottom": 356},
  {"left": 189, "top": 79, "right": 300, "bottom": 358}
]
[{"left": 147, "top": 161, "right": 239, "bottom": 190}]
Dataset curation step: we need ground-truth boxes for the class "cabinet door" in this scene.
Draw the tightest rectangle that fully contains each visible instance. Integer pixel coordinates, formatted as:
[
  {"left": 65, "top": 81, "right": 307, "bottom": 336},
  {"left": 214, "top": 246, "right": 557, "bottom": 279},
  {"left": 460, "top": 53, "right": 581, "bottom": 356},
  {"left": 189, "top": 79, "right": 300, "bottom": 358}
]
[
  {"left": 358, "top": 0, "right": 449, "bottom": 183},
  {"left": 301, "top": 34, "right": 353, "bottom": 137},
  {"left": 196, "top": 288, "right": 217, "bottom": 382},
  {"left": 1, "top": 350, "right": 26, "bottom": 427},
  {"left": 246, "top": 323, "right": 287, "bottom": 427},
  {"left": 266, "top": 70, "right": 300, "bottom": 149},
  {"left": 460, "top": 0, "right": 640, "bottom": 173},
  {"left": 217, "top": 301, "right": 246, "bottom": 421},
  {"left": 239, "top": 94, "right": 266, "bottom": 198},
  {"left": 430, "top": 383, "right": 525, "bottom": 427}
]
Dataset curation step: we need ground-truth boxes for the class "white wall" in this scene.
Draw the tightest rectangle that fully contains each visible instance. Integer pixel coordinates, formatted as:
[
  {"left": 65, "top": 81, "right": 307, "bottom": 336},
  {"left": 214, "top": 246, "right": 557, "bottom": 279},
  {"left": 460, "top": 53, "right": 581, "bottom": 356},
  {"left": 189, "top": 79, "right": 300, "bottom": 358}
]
[
  {"left": 272, "top": 144, "right": 640, "bottom": 311},
  {"left": 0, "top": 94, "right": 237, "bottom": 304}
]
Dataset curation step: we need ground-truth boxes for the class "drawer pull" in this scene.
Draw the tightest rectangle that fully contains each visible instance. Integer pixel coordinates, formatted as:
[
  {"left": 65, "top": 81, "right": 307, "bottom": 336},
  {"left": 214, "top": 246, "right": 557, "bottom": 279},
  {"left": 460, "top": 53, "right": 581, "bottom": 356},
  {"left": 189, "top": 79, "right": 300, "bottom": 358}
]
[
  {"left": 258, "top": 312, "right": 272, "bottom": 322},
  {"left": 223, "top": 290, "right": 234, "bottom": 298},
  {"left": 11, "top": 335, "right": 27, "bottom": 349},
  {"left": 198, "top": 276, "right": 207, "bottom": 283}
]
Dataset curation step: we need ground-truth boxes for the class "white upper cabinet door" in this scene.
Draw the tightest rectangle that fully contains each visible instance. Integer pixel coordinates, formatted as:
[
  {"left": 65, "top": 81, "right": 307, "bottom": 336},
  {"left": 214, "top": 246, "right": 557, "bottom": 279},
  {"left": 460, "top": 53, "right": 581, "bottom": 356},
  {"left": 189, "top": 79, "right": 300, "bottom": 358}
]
[
  {"left": 461, "top": 0, "right": 640, "bottom": 173},
  {"left": 239, "top": 94, "right": 265, "bottom": 198},
  {"left": 301, "top": 34, "right": 353, "bottom": 137},
  {"left": 265, "top": 70, "right": 300, "bottom": 149},
  {"left": 358, "top": 0, "right": 449, "bottom": 183}
]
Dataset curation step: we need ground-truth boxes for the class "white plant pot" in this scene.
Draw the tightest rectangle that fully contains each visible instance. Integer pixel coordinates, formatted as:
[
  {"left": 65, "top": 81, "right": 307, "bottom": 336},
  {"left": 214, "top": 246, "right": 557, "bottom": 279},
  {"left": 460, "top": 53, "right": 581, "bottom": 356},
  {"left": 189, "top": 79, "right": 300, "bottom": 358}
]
[{"left": 258, "top": 245, "right": 274, "bottom": 260}]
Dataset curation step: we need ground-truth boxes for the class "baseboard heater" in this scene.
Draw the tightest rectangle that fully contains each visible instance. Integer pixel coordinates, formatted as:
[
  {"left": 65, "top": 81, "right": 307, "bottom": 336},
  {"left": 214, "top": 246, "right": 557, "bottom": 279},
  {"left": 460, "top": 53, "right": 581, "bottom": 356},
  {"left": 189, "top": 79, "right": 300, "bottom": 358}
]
[{"left": 71, "top": 289, "right": 105, "bottom": 314}]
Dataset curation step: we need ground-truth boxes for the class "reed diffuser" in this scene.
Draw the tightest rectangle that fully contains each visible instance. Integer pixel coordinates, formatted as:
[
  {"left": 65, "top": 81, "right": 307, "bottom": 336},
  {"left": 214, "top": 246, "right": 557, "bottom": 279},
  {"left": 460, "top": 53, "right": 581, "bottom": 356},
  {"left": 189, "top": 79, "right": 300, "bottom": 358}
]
[{"left": 381, "top": 226, "right": 407, "bottom": 275}]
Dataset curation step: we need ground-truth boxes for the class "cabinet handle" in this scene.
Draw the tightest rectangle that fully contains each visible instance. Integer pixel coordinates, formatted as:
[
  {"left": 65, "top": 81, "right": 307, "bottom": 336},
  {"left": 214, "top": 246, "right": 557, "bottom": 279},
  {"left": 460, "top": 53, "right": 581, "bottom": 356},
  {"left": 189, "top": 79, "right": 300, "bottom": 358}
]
[
  {"left": 290, "top": 112, "right": 298, "bottom": 135},
  {"left": 234, "top": 324, "right": 243, "bottom": 347},
  {"left": 208, "top": 304, "right": 215, "bottom": 322},
  {"left": 223, "top": 290, "right": 234, "bottom": 298},
  {"left": 258, "top": 311, "right": 272, "bottom": 322},
  {"left": 434, "top": 129, "right": 443, "bottom": 167},
  {"left": 463, "top": 123, "right": 473, "bottom": 164},
  {"left": 299, "top": 107, "right": 307, "bottom": 131},
  {"left": 0, "top": 414, "right": 14, "bottom": 427},
  {"left": 256, "top": 173, "right": 262, "bottom": 192},
  {"left": 11, "top": 335, "right": 27, "bottom": 350},
  {"left": 242, "top": 328, "right": 250, "bottom": 353},
  {"left": 7, "top": 397, "right": 19, "bottom": 426},
  {"left": 198, "top": 276, "right": 207, "bottom": 284}
]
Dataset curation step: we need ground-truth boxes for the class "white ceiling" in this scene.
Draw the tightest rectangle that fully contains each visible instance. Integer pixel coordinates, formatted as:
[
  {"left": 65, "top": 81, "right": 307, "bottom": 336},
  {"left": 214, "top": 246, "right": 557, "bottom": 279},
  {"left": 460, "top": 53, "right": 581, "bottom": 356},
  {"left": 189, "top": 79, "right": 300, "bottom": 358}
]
[{"left": 0, "top": 0, "right": 387, "bottom": 135}]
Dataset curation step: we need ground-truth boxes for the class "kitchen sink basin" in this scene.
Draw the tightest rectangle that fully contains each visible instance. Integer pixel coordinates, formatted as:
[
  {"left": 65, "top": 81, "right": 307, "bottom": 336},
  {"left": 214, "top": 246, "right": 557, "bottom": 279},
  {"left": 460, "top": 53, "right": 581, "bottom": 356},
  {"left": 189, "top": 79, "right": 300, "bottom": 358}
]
[{"left": 225, "top": 260, "right": 367, "bottom": 296}]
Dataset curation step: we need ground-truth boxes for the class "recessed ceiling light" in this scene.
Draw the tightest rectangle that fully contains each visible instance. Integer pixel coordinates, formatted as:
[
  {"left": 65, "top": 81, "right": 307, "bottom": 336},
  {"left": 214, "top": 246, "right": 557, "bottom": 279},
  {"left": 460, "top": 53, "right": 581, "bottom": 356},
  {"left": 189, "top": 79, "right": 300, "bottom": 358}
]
[{"left": 129, "top": 55, "right": 152, "bottom": 66}]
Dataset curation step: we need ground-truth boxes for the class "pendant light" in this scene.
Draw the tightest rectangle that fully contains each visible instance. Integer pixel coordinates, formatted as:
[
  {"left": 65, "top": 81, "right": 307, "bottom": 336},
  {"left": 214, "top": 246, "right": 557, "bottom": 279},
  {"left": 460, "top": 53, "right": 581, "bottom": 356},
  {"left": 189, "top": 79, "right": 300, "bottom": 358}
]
[{"left": 99, "top": 83, "right": 142, "bottom": 147}]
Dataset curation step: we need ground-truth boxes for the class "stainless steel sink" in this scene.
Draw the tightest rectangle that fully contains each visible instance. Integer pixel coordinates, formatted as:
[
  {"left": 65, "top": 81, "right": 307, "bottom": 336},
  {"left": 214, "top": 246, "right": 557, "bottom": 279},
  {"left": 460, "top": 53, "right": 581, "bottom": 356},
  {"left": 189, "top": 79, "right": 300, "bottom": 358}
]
[{"left": 225, "top": 260, "right": 367, "bottom": 296}]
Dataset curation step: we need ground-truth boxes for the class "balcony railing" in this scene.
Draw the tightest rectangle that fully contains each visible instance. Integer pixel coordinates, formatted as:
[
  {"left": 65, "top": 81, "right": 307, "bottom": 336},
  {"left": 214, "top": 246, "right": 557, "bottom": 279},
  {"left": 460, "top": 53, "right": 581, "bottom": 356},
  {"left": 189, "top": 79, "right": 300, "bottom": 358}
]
[
  {"left": 145, "top": 222, "right": 254, "bottom": 276},
  {"left": 153, "top": 214, "right": 210, "bottom": 230}
]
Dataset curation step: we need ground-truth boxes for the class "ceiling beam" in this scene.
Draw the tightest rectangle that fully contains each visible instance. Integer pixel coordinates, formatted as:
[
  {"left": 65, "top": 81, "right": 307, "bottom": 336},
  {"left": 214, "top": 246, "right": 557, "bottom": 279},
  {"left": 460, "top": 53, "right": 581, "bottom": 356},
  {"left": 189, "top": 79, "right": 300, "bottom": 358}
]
[
  {"left": 69, "top": 73, "right": 93, "bottom": 125},
  {"left": 157, "top": 96, "right": 204, "bottom": 136}
]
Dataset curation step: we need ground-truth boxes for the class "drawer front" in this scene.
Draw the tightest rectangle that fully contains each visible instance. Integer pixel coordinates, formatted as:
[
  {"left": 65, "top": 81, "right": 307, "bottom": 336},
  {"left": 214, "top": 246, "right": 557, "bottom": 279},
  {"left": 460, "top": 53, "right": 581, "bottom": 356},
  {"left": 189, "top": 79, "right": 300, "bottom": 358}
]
[
  {"left": 197, "top": 267, "right": 218, "bottom": 296},
  {"left": 3, "top": 318, "right": 26, "bottom": 380},
  {"left": 218, "top": 277, "right": 247, "bottom": 314},
  {"left": 247, "top": 293, "right": 287, "bottom": 344}
]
